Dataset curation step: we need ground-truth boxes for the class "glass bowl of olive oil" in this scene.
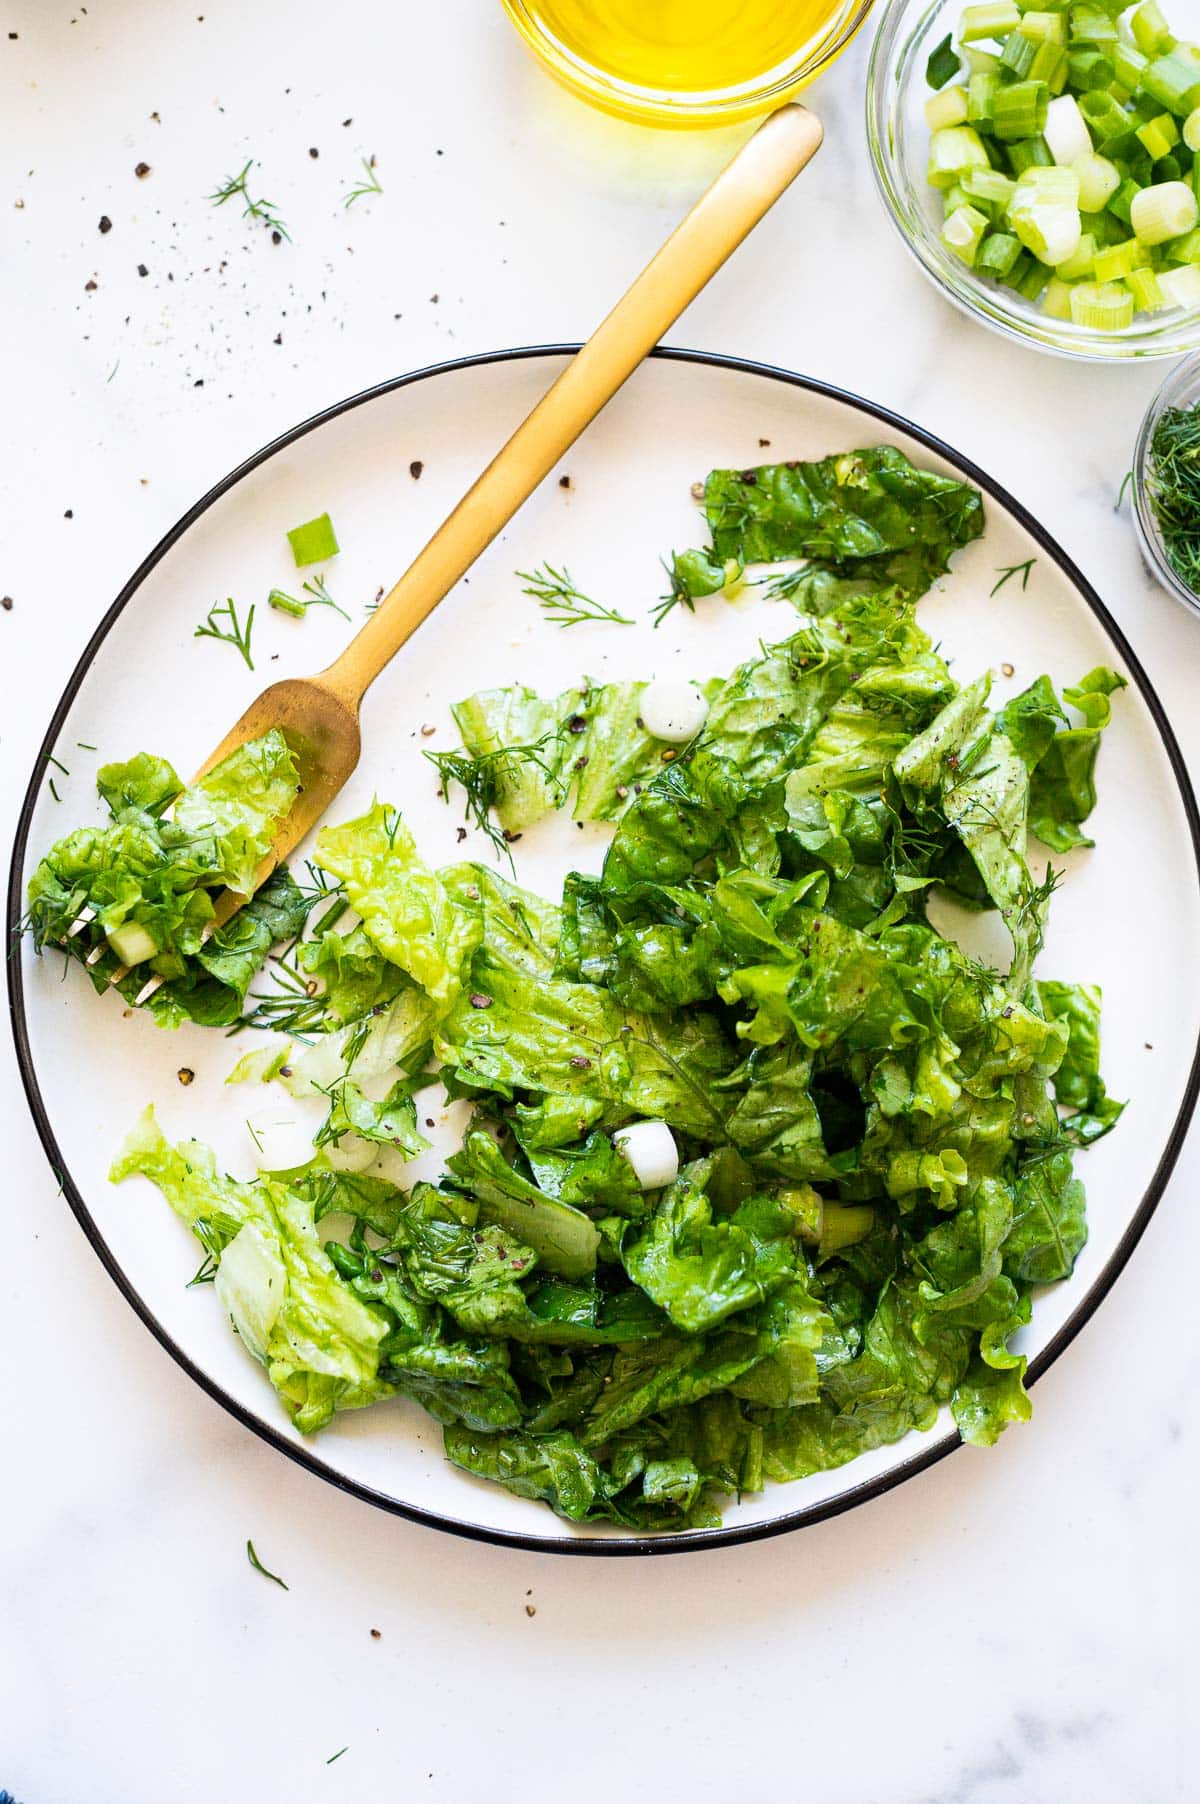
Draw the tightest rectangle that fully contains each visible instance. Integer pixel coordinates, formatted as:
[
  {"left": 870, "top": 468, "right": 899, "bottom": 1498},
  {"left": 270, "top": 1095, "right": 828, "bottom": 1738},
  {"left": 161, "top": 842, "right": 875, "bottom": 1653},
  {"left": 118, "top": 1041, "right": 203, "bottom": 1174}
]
[{"left": 501, "top": 0, "right": 875, "bottom": 127}]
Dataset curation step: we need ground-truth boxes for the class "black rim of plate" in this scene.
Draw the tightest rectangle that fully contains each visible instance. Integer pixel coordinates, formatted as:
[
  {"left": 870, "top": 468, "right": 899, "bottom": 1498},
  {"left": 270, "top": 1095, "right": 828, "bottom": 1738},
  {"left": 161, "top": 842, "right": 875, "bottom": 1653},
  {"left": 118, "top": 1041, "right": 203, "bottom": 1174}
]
[{"left": 9, "top": 345, "right": 1200, "bottom": 1558}]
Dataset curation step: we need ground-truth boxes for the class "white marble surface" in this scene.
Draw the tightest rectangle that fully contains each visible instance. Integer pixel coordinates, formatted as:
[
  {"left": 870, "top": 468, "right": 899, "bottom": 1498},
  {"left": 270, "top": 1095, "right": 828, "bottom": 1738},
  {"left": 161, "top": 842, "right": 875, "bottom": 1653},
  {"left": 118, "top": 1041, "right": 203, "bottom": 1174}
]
[{"left": 1, "top": 2, "right": 1196, "bottom": 1799}]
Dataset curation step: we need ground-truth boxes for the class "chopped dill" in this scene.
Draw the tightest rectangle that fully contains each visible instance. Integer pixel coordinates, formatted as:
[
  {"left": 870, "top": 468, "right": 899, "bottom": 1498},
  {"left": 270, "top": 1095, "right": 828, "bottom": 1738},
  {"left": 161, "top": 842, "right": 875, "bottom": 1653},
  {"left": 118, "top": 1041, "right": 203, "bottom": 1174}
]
[
  {"left": 246, "top": 1539, "right": 289, "bottom": 1589},
  {"left": 343, "top": 155, "right": 383, "bottom": 208},
  {"left": 518, "top": 562, "right": 633, "bottom": 628},
  {"left": 240, "top": 953, "right": 331, "bottom": 1040},
  {"left": 425, "top": 735, "right": 564, "bottom": 869},
  {"left": 1145, "top": 404, "right": 1200, "bottom": 593},
  {"left": 990, "top": 558, "right": 1036, "bottom": 597},
  {"left": 209, "top": 159, "right": 291, "bottom": 241},
  {"left": 195, "top": 597, "right": 255, "bottom": 669},
  {"left": 649, "top": 555, "right": 699, "bottom": 629}
]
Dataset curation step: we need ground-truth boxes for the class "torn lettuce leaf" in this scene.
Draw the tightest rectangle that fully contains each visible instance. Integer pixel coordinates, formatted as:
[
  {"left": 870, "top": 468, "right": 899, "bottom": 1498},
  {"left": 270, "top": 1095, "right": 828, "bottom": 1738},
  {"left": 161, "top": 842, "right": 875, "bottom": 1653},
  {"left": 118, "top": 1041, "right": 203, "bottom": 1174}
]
[
  {"left": 27, "top": 730, "right": 304, "bottom": 1027},
  {"left": 1037, "top": 980, "right": 1125, "bottom": 1144},
  {"left": 701, "top": 447, "right": 985, "bottom": 574},
  {"left": 110, "top": 1108, "right": 391, "bottom": 1432}
]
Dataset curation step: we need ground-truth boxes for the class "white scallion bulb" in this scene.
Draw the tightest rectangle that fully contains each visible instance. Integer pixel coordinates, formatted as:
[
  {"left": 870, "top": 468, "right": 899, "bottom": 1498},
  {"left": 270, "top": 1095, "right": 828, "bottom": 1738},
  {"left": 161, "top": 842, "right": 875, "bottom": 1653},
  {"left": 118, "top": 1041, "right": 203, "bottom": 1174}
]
[
  {"left": 246, "top": 1107, "right": 315, "bottom": 1173},
  {"left": 640, "top": 680, "right": 709, "bottom": 745},
  {"left": 613, "top": 1120, "right": 679, "bottom": 1191}
]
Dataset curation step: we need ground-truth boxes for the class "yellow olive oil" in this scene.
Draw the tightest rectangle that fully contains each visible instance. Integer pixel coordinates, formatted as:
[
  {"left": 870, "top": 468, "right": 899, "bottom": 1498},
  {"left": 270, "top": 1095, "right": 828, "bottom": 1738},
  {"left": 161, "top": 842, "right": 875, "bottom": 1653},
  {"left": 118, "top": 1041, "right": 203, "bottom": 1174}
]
[{"left": 520, "top": 0, "right": 851, "bottom": 103}]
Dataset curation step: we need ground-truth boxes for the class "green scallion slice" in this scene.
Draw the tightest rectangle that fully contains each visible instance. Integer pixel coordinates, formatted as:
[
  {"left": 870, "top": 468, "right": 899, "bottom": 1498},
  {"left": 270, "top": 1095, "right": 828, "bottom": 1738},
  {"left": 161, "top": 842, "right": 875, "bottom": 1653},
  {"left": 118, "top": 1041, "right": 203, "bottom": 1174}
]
[
  {"left": 1067, "top": 279, "right": 1135, "bottom": 328},
  {"left": 926, "top": 32, "right": 962, "bottom": 90},
  {"left": 286, "top": 512, "right": 339, "bottom": 568}
]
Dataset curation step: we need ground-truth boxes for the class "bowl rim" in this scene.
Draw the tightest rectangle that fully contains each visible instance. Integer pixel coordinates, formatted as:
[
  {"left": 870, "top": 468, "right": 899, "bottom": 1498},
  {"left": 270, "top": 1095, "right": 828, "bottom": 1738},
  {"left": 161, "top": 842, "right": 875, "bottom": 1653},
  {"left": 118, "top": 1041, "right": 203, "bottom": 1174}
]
[
  {"left": 864, "top": 0, "right": 1200, "bottom": 363},
  {"left": 501, "top": 0, "right": 875, "bottom": 123},
  {"left": 9, "top": 342, "right": 1200, "bottom": 1557}
]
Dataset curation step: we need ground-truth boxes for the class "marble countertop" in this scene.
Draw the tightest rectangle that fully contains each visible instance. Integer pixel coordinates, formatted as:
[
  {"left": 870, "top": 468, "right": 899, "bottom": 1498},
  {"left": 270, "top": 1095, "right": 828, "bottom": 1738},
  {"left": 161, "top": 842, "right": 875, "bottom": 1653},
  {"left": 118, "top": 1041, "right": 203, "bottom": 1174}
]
[{"left": 1, "top": 3, "right": 1193, "bottom": 1799}]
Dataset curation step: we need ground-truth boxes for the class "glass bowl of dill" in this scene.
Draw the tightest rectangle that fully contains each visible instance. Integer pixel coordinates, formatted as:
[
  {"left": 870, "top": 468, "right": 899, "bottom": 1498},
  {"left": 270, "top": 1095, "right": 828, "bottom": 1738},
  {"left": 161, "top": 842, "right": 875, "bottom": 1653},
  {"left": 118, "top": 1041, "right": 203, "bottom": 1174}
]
[{"left": 1132, "top": 353, "right": 1200, "bottom": 612}]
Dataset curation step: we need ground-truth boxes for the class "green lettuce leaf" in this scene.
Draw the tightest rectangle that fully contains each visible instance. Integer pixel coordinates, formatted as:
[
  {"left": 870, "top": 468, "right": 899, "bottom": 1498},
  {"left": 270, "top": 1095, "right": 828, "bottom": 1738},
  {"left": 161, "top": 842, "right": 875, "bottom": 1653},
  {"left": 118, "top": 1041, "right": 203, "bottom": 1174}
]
[
  {"left": 702, "top": 447, "right": 984, "bottom": 574},
  {"left": 110, "top": 1108, "right": 390, "bottom": 1432}
]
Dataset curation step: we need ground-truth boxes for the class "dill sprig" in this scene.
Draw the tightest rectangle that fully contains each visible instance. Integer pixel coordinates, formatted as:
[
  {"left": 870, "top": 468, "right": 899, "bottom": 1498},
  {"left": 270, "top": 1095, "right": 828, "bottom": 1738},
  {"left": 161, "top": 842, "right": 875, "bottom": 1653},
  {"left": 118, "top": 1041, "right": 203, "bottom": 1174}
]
[
  {"left": 268, "top": 575, "right": 349, "bottom": 621},
  {"left": 240, "top": 953, "right": 331, "bottom": 1039},
  {"left": 342, "top": 156, "right": 383, "bottom": 208},
  {"left": 425, "top": 735, "right": 564, "bottom": 868},
  {"left": 208, "top": 159, "right": 291, "bottom": 241},
  {"left": 195, "top": 597, "right": 255, "bottom": 669},
  {"left": 990, "top": 557, "right": 1036, "bottom": 597},
  {"left": 246, "top": 1539, "right": 289, "bottom": 1590},
  {"left": 649, "top": 555, "right": 698, "bottom": 630},
  {"left": 1146, "top": 404, "right": 1200, "bottom": 592},
  {"left": 517, "top": 562, "right": 633, "bottom": 628}
]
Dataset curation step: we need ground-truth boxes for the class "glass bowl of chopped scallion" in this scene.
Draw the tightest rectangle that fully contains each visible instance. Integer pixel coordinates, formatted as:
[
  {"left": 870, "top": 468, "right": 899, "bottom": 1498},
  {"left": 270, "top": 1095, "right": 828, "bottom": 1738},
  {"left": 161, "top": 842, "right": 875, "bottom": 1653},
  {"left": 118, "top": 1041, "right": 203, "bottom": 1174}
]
[
  {"left": 867, "top": 0, "right": 1200, "bottom": 359},
  {"left": 1132, "top": 350, "right": 1200, "bottom": 609}
]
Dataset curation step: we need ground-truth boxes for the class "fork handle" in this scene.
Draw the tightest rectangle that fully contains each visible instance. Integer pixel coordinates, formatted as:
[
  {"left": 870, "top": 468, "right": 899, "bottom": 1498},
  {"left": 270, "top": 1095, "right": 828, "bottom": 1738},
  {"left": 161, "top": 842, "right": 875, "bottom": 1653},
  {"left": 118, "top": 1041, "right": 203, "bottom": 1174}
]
[{"left": 318, "top": 103, "right": 822, "bottom": 710}]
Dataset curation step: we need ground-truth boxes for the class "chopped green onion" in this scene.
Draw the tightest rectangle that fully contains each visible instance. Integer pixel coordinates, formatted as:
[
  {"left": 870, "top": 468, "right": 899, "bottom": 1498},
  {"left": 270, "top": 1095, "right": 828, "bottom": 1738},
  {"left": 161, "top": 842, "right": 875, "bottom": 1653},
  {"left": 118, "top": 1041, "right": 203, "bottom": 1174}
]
[
  {"left": 960, "top": 2, "right": 1021, "bottom": 44},
  {"left": 1072, "top": 149, "right": 1120, "bottom": 210},
  {"left": 267, "top": 588, "right": 307, "bottom": 618},
  {"left": 1126, "top": 265, "right": 1165, "bottom": 309},
  {"left": 963, "top": 45, "right": 1002, "bottom": 76},
  {"left": 1066, "top": 49, "right": 1114, "bottom": 91},
  {"left": 1137, "top": 112, "right": 1181, "bottom": 159},
  {"left": 1141, "top": 52, "right": 1200, "bottom": 117},
  {"left": 286, "top": 511, "right": 339, "bottom": 567},
  {"left": 1067, "top": 7, "right": 1117, "bottom": 51},
  {"left": 976, "top": 229, "right": 1024, "bottom": 275},
  {"left": 992, "top": 78, "right": 1050, "bottom": 140},
  {"left": 1078, "top": 89, "right": 1135, "bottom": 150},
  {"left": 926, "top": 85, "right": 970, "bottom": 130},
  {"left": 1081, "top": 205, "right": 1128, "bottom": 247},
  {"left": 1157, "top": 261, "right": 1200, "bottom": 307},
  {"left": 962, "top": 165, "right": 1017, "bottom": 206},
  {"left": 1055, "top": 231, "right": 1097, "bottom": 279},
  {"left": 1183, "top": 105, "right": 1200, "bottom": 152},
  {"left": 1067, "top": 279, "right": 1135, "bottom": 327},
  {"left": 942, "top": 201, "right": 991, "bottom": 264},
  {"left": 999, "top": 30, "right": 1038, "bottom": 79},
  {"left": 1107, "top": 175, "right": 1142, "bottom": 223},
  {"left": 1164, "top": 224, "right": 1200, "bottom": 261},
  {"left": 1010, "top": 163, "right": 1082, "bottom": 263},
  {"left": 1013, "top": 256, "right": 1049, "bottom": 300},
  {"left": 1029, "top": 40, "right": 1068, "bottom": 92},
  {"left": 1113, "top": 41, "right": 1150, "bottom": 92},
  {"left": 926, "top": 32, "right": 963, "bottom": 89},
  {"left": 1159, "top": 151, "right": 1185, "bottom": 182},
  {"left": 1007, "top": 134, "right": 1054, "bottom": 172},
  {"left": 968, "top": 70, "right": 1000, "bottom": 121},
  {"left": 1093, "top": 235, "right": 1150, "bottom": 280},
  {"left": 1040, "top": 275, "right": 1075, "bottom": 318},
  {"left": 1131, "top": 177, "right": 1199, "bottom": 242},
  {"left": 1044, "top": 94, "right": 1093, "bottom": 164},
  {"left": 107, "top": 921, "right": 159, "bottom": 965},
  {"left": 1131, "top": 2, "right": 1174, "bottom": 59},
  {"left": 928, "top": 124, "right": 992, "bottom": 187},
  {"left": 1018, "top": 11, "right": 1066, "bottom": 48}
]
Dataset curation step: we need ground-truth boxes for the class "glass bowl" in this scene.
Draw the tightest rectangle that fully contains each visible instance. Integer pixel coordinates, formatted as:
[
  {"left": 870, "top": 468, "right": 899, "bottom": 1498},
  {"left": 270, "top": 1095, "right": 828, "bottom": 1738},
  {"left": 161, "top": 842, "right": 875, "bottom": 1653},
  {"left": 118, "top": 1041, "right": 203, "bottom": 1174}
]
[
  {"left": 1132, "top": 351, "right": 1200, "bottom": 614},
  {"left": 866, "top": 0, "right": 1200, "bottom": 361},
  {"left": 501, "top": 0, "right": 875, "bottom": 128}
]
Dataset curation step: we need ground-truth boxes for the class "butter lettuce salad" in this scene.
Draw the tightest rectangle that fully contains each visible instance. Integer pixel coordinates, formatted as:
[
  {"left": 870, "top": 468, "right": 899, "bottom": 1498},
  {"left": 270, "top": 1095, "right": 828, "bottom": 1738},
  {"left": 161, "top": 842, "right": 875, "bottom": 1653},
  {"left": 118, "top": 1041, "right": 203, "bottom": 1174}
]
[{"left": 26, "top": 446, "right": 1126, "bottom": 1532}]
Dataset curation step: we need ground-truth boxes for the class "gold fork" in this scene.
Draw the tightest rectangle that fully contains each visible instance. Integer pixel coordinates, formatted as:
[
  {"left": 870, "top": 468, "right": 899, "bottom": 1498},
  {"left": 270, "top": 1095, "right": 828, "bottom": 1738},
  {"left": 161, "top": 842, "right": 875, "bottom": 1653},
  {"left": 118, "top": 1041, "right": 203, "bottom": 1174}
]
[{"left": 80, "top": 103, "right": 823, "bottom": 1004}]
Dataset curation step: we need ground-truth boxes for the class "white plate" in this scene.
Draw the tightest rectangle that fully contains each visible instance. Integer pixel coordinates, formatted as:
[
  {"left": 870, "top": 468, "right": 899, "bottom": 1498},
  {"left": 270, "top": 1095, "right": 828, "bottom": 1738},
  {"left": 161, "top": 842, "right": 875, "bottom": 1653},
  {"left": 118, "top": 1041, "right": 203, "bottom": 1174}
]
[{"left": 10, "top": 347, "right": 1200, "bottom": 1554}]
